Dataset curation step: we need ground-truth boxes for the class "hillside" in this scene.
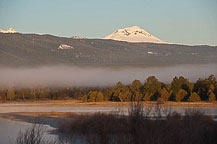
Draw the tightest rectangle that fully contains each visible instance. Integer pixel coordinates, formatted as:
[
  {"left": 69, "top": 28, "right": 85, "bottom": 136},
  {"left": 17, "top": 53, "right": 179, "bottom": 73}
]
[{"left": 0, "top": 33, "right": 216, "bottom": 67}]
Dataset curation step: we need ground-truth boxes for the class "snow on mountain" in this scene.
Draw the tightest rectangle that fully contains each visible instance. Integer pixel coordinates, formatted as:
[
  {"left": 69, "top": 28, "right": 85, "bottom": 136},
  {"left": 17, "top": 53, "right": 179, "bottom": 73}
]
[
  {"left": 104, "top": 26, "right": 167, "bottom": 44},
  {"left": 71, "top": 36, "right": 87, "bottom": 39},
  {"left": 58, "top": 44, "right": 74, "bottom": 50},
  {"left": 147, "top": 51, "right": 158, "bottom": 55},
  {"left": 0, "top": 28, "right": 17, "bottom": 33}
]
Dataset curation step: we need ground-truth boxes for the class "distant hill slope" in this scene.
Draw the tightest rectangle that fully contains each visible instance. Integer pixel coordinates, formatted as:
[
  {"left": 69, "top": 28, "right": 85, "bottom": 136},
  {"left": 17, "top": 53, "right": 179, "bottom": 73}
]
[{"left": 0, "top": 33, "right": 216, "bottom": 67}]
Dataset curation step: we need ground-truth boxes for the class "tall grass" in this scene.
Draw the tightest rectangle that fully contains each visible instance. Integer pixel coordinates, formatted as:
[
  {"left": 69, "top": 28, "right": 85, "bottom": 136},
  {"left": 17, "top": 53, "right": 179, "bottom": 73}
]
[{"left": 15, "top": 123, "right": 46, "bottom": 144}]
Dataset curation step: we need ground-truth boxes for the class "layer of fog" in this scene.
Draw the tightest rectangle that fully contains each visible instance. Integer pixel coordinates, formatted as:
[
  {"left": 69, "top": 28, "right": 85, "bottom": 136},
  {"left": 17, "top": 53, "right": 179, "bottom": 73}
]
[{"left": 0, "top": 64, "right": 216, "bottom": 88}]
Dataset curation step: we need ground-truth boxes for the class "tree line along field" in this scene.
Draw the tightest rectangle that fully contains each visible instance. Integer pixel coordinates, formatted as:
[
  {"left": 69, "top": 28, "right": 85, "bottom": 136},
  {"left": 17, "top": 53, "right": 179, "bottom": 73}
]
[{"left": 0, "top": 75, "right": 216, "bottom": 103}]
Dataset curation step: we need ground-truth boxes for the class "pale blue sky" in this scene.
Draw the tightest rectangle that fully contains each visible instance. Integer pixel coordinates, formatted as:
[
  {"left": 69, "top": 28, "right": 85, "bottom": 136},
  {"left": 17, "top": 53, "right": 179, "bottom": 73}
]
[{"left": 0, "top": 0, "right": 217, "bottom": 45}]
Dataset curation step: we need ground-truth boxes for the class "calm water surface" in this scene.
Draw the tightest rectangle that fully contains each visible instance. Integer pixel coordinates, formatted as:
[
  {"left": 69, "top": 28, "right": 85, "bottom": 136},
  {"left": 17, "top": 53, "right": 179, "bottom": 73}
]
[{"left": 0, "top": 118, "right": 56, "bottom": 144}]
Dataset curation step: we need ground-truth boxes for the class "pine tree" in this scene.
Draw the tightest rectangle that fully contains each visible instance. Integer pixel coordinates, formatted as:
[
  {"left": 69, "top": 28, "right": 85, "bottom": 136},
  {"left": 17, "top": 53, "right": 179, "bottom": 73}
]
[
  {"left": 88, "top": 91, "right": 97, "bottom": 102},
  {"left": 104, "top": 89, "right": 110, "bottom": 101},
  {"left": 39, "top": 89, "right": 45, "bottom": 99},
  {"left": 188, "top": 92, "right": 200, "bottom": 102},
  {"left": 7, "top": 87, "right": 15, "bottom": 100},
  {"left": 119, "top": 87, "right": 132, "bottom": 102},
  {"left": 143, "top": 93, "right": 152, "bottom": 101},
  {"left": 130, "top": 80, "right": 142, "bottom": 92},
  {"left": 175, "top": 89, "right": 187, "bottom": 102},
  {"left": 82, "top": 95, "right": 88, "bottom": 102},
  {"left": 144, "top": 76, "right": 161, "bottom": 95},
  {"left": 96, "top": 92, "right": 104, "bottom": 102},
  {"left": 208, "top": 92, "right": 216, "bottom": 102},
  {"left": 160, "top": 88, "right": 170, "bottom": 101},
  {"left": 134, "top": 91, "right": 143, "bottom": 101},
  {"left": 30, "top": 89, "right": 36, "bottom": 99}
]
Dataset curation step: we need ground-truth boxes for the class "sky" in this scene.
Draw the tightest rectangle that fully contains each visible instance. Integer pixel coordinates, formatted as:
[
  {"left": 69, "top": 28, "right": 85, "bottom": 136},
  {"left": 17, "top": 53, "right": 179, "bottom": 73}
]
[{"left": 0, "top": 0, "right": 217, "bottom": 45}]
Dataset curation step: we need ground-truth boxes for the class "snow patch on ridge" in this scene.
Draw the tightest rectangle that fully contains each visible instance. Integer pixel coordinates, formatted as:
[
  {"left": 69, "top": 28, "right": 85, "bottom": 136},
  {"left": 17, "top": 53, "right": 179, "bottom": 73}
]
[
  {"left": 147, "top": 51, "right": 157, "bottom": 55},
  {"left": 58, "top": 44, "right": 74, "bottom": 50}
]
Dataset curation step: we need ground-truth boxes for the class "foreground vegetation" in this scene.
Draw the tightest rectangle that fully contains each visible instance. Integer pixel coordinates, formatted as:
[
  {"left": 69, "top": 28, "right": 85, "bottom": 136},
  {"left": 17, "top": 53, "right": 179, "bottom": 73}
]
[
  {"left": 1, "top": 75, "right": 216, "bottom": 103},
  {"left": 15, "top": 103, "right": 217, "bottom": 144}
]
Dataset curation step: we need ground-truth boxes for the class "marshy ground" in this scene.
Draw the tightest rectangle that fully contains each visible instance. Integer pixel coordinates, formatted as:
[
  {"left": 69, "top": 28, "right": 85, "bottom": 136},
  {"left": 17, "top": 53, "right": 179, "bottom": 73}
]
[{"left": 1, "top": 100, "right": 217, "bottom": 144}]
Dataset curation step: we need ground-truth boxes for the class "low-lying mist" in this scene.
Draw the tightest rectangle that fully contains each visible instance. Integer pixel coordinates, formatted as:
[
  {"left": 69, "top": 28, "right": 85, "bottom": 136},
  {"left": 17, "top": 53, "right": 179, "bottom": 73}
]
[{"left": 0, "top": 64, "right": 216, "bottom": 88}]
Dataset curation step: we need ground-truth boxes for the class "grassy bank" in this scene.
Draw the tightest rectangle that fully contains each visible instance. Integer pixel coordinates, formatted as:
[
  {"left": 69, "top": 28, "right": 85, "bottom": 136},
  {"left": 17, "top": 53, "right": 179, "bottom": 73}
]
[{"left": 1, "top": 99, "right": 217, "bottom": 107}]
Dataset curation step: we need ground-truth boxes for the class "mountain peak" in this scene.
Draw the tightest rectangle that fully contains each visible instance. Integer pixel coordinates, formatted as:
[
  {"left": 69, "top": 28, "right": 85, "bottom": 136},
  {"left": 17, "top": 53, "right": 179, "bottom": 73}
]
[
  {"left": 0, "top": 28, "right": 17, "bottom": 33},
  {"left": 104, "top": 26, "right": 166, "bottom": 44}
]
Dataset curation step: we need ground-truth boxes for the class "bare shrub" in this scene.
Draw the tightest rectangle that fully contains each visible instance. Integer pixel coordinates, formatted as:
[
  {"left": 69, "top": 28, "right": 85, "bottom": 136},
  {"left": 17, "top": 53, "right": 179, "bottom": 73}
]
[{"left": 16, "top": 124, "right": 45, "bottom": 144}]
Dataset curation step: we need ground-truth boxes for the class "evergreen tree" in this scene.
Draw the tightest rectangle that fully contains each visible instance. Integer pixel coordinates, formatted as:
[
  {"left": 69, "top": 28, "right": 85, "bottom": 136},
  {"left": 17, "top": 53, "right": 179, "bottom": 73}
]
[
  {"left": 110, "top": 82, "right": 124, "bottom": 101},
  {"left": 96, "top": 92, "right": 104, "bottom": 102},
  {"left": 130, "top": 80, "right": 142, "bottom": 101},
  {"left": 0, "top": 90, "right": 6, "bottom": 100},
  {"left": 134, "top": 91, "right": 143, "bottom": 101},
  {"left": 194, "top": 75, "right": 216, "bottom": 100},
  {"left": 36, "top": 88, "right": 41, "bottom": 99},
  {"left": 30, "top": 89, "right": 36, "bottom": 99},
  {"left": 39, "top": 89, "right": 45, "bottom": 99},
  {"left": 188, "top": 92, "right": 200, "bottom": 102},
  {"left": 88, "top": 91, "right": 98, "bottom": 102},
  {"left": 104, "top": 89, "right": 110, "bottom": 101},
  {"left": 208, "top": 92, "right": 216, "bottom": 102},
  {"left": 160, "top": 88, "right": 171, "bottom": 101},
  {"left": 143, "top": 93, "right": 152, "bottom": 101},
  {"left": 7, "top": 87, "right": 15, "bottom": 100},
  {"left": 119, "top": 87, "right": 132, "bottom": 102},
  {"left": 170, "top": 76, "right": 192, "bottom": 95},
  {"left": 130, "top": 80, "right": 142, "bottom": 92},
  {"left": 82, "top": 95, "right": 88, "bottom": 102},
  {"left": 144, "top": 76, "right": 161, "bottom": 100},
  {"left": 175, "top": 89, "right": 187, "bottom": 102}
]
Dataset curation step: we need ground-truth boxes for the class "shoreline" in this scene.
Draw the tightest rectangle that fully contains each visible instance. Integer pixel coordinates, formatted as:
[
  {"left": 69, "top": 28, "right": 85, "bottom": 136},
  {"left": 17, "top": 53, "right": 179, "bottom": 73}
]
[
  {"left": 0, "top": 100, "right": 216, "bottom": 125},
  {"left": 0, "top": 100, "right": 217, "bottom": 107}
]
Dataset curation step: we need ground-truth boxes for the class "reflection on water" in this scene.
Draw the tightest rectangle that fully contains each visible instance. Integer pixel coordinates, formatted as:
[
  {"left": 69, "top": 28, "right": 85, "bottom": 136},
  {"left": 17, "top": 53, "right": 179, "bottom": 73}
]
[{"left": 1, "top": 104, "right": 217, "bottom": 116}]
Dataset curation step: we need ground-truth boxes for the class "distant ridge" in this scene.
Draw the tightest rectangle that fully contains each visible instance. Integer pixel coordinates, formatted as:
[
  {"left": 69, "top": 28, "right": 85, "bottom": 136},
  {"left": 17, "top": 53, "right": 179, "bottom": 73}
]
[
  {"left": 104, "top": 26, "right": 167, "bottom": 44},
  {"left": 0, "top": 32, "right": 216, "bottom": 67}
]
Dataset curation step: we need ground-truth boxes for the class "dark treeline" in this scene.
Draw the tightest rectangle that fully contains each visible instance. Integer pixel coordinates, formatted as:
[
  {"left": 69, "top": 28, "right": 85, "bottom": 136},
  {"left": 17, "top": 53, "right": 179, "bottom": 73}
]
[{"left": 0, "top": 75, "right": 216, "bottom": 102}]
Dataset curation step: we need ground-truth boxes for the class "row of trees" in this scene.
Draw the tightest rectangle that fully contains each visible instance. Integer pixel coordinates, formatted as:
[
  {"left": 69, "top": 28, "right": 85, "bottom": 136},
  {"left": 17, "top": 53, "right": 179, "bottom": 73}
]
[
  {"left": 0, "top": 87, "right": 103, "bottom": 101},
  {"left": 0, "top": 75, "right": 216, "bottom": 102},
  {"left": 82, "top": 75, "right": 217, "bottom": 102}
]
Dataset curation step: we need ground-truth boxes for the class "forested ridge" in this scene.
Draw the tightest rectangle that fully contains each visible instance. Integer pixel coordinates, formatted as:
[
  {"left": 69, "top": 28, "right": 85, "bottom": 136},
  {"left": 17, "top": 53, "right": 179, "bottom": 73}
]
[{"left": 0, "top": 75, "right": 216, "bottom": 102}]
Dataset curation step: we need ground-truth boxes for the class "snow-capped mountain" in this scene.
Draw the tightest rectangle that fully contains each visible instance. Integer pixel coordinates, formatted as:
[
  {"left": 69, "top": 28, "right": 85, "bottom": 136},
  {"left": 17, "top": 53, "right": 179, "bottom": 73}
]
[
  {"left": 104, "top": 26, "right": 166, "bottom": 43},
  {"left": 0, "top": 28, "right": 17, "bottom": 33}
]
